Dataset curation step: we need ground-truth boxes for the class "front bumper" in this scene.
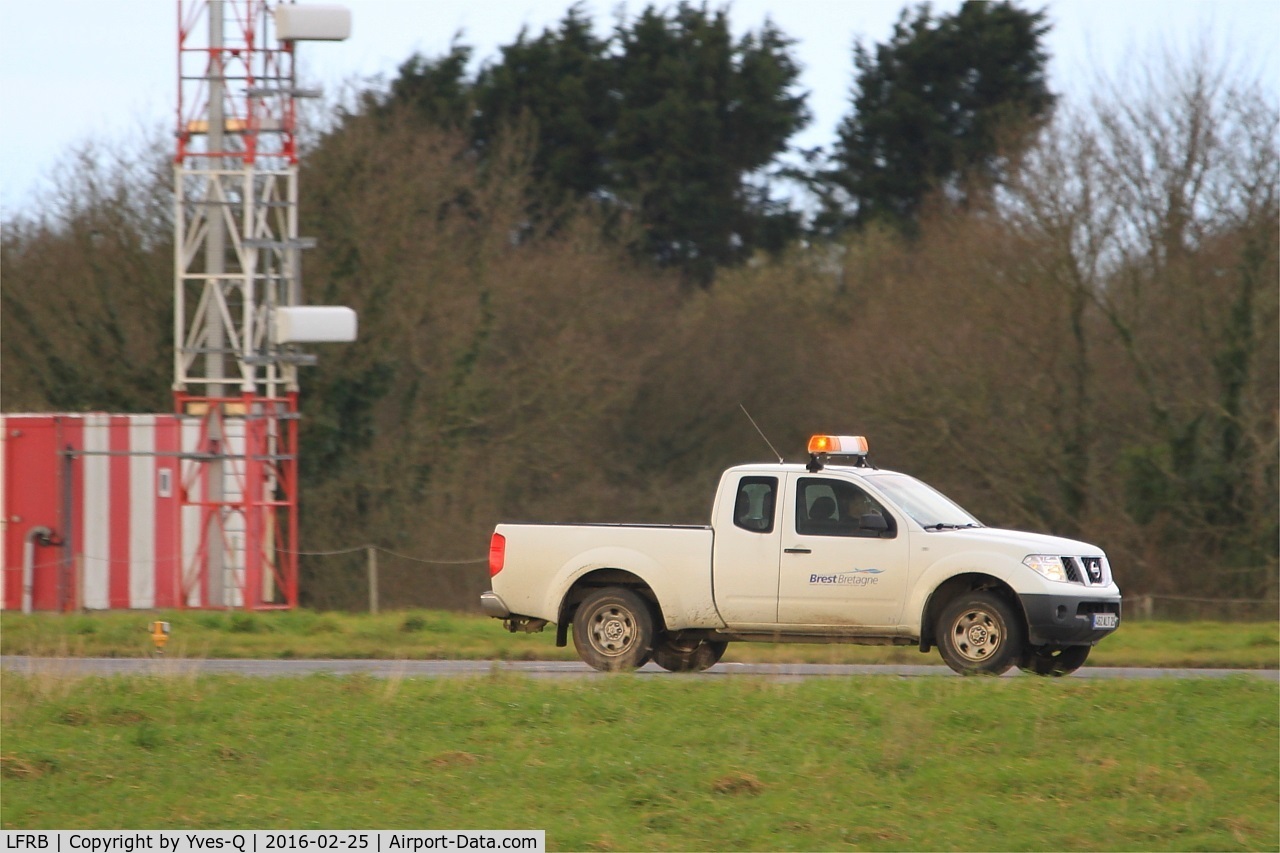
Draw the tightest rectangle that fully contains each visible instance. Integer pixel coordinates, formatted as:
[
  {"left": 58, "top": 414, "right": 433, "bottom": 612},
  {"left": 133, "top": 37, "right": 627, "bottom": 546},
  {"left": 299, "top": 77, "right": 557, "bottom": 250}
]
[
  {"left": 480, "top": 590, "right": 511, "bottom": 618},
  {"left": 1020, "top": 593, "right": 1122, "bottom": 646}
]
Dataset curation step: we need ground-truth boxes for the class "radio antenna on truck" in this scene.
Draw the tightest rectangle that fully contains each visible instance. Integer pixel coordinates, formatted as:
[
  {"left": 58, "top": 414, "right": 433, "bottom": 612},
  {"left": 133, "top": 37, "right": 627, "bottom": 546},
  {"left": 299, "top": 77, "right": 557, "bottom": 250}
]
[{"left": 740, "top": 404, "right": 784, "bottom": 464}]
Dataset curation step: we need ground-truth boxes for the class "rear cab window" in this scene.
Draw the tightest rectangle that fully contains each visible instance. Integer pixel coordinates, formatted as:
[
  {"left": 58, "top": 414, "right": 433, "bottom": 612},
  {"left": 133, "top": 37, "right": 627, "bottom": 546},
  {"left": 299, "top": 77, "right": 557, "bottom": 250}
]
[{"left": 732, "top": 476, "right": 777, "bottom": 533}]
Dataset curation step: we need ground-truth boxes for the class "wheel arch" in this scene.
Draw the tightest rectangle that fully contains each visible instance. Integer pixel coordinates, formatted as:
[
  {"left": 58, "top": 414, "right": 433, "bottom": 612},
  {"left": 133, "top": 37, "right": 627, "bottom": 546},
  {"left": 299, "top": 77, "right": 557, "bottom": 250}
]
[
  {"left": 555, "top": 568, "right": 660, "bottom": 647},
  {"left": 918, "top": 572, "right": 1027, "bottom": 653}
]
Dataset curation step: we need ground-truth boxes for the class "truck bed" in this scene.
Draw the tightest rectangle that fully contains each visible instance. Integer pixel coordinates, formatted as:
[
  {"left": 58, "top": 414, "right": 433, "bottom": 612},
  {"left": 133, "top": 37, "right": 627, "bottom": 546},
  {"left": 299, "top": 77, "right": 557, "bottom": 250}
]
[{"left": 491, "top": 522, "right": 721, "bottom": 631}]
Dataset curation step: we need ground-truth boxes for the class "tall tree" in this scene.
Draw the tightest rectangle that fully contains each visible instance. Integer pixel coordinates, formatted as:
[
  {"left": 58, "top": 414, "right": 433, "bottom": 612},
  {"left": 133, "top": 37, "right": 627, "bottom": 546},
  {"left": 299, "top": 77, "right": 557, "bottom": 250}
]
[
  {"left": 368, "top": 2, "right": 808, "bottom": 285},
  {"left": 380, "top": 42, "right": 474, "bottom": 130},
  {"left": 473, "top": 6, "right": 614, "bottom": 202},
  {"left": 825, "top": 0, "right": 1054, "bottom": 234},
  {"left": 608, "top": 3, "right": 808, "bottom": 284},
  {"left": 1, "top": 141, "right": 173, "bottom": 412}
]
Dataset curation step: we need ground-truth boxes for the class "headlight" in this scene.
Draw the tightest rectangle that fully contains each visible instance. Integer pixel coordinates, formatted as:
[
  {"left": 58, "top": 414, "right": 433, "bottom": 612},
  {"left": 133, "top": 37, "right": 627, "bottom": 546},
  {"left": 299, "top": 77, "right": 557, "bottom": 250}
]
[{"left": 1023, "top": 554, "right": 1069, "bottom": 582}]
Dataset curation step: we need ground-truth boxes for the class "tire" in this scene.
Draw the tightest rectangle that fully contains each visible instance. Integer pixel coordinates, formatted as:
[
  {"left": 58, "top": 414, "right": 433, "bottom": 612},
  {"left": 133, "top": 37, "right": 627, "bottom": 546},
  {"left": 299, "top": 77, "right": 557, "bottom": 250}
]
[
  {"left": 572, "top": 587, "right": 655, "bottom": 672},
  {"left": 936, "top": 591, "right": 1026, "bottom": 675},
  {"left": 652, "top": 635, "right": 728, "bottom": 673},
  {"left": 1021, "top": 644, "right": 1090, "bottom": 677}
]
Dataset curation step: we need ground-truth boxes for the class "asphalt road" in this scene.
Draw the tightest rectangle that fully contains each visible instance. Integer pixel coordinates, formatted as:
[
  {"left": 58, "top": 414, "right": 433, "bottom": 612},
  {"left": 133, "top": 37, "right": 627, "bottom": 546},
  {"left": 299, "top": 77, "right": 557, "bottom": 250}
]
[{"left": 2, "top": 656, "right": 1276, "bottom": 680}]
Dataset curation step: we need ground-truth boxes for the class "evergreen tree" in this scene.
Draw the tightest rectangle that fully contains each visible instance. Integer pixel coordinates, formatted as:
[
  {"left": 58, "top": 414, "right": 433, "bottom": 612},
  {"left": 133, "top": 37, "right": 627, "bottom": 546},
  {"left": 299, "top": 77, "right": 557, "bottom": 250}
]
[
  {"left": 369, "top": 2, "right": 808, "bottom": 285},
  {"left": 473, "top": 6, "right": 614, "bottom": 202},
  {"left": 826, "top": 0, "right": 1054, "bottom": 234},
  {"left": 382, "top": 42, "right": 475, "bottom": 129},
  {"left": 609, "top": 4, "right": 808, "bottom": 284}
]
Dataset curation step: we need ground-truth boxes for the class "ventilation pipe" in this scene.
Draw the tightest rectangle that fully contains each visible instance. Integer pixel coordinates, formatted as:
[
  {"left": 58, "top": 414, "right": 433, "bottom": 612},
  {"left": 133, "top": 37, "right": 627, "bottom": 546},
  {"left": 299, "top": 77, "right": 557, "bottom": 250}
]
[{"left": 22, "top": 526, "right": 54, "bottom": 614}]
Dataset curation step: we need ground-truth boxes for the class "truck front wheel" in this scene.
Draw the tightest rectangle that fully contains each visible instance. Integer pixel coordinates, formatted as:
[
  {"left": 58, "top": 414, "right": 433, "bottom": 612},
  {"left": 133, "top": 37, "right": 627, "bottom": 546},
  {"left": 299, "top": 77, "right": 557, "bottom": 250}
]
[
  {"left": 572, "top": 587, "right": 655, "bottom": 672},
  {"left": 652, "top": 635, "right": 728, "bottom": 673},
  {"left": 936, "top": 591, "right": 1025, "bottom": 675}
]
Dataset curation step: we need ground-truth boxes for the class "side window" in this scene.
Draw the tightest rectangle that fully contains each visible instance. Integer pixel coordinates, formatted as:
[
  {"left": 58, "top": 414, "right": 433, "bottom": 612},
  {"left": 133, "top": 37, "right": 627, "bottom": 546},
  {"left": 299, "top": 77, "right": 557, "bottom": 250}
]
[
  {"left": 796, "top": 477, "right": 896, "bottom": 538},
  {"left": 732, "top": 476, "right": 777, "bottom": 534}
]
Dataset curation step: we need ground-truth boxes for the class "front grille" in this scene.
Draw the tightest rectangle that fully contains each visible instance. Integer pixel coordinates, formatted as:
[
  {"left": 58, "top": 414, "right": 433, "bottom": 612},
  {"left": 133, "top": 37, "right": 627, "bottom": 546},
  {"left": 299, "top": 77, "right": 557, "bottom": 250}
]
[
  {"left": 1080, "top": 556, "right": 1106, "bottom": 585},
  {"left": 1057, "top": 556, "right": 1109, "bottom": 586}
]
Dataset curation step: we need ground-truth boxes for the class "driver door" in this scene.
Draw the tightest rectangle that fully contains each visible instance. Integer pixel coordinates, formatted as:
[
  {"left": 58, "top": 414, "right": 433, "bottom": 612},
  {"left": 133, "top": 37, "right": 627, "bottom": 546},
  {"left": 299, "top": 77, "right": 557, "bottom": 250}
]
[{"left": 776, "top": 474, "right": 910, "bottom": 627}]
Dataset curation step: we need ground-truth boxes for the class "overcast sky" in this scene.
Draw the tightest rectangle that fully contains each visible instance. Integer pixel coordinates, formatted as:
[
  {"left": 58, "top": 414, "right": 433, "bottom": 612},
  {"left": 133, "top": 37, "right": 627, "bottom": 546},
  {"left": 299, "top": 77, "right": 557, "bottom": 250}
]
[{"left": 0, "top": 0, "right": 1276, "bottom": 215}]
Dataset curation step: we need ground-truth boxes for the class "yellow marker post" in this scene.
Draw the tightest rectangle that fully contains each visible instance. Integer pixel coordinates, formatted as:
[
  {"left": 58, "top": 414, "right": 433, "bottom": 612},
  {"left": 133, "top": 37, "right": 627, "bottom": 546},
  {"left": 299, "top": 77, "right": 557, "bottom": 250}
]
[{"left": 149, "top": 621, "right": 171, "bottom": 654}]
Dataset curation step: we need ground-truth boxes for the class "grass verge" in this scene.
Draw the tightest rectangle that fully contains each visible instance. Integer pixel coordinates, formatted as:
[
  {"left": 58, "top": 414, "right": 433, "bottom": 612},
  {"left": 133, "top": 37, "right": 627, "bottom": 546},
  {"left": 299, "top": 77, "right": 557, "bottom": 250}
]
[
  {"left": 2, "top": 610, "right": 1277, "bottom": 669},
  {"left": 1, "top": 672, "right": 1275, "bottom": 850}
]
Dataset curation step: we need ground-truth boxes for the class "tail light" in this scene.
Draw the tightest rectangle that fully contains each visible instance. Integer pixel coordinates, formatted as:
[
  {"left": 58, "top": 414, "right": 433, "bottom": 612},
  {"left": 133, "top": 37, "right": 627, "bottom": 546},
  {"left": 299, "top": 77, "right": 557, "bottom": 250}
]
[{"left": 489, "top": 533, "right": 506, "bottom": 577}]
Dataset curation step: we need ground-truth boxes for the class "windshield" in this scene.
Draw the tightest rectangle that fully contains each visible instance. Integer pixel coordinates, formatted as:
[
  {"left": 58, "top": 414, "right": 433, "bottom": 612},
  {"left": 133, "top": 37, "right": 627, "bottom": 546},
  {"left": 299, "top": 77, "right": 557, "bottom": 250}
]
[{"left": 863, "top": 472, "right": 982, "bottom": 530}]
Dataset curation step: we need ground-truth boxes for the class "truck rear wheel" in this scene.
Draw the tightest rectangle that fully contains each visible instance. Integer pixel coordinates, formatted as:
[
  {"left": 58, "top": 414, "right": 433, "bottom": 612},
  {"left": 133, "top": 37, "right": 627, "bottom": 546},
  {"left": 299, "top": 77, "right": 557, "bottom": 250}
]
[
  {"left": 572, "top": 587, "right": 655, "bottom": 672},
  {"left": 1021, "top": 644, "right": 1090, "bottom": 676},
  {"left": 936, "top": 591, "right": 1025, "bottom": 675},
  {"left": 652, "top": 636, "right": 728, "bottom": 673}
]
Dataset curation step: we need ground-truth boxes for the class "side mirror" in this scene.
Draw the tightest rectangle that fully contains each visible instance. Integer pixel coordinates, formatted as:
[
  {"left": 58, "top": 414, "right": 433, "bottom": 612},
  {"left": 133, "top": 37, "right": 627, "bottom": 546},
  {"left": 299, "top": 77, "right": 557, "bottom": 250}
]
[{"left": 859, "top": 513, "right": 888, "bottom": 532}]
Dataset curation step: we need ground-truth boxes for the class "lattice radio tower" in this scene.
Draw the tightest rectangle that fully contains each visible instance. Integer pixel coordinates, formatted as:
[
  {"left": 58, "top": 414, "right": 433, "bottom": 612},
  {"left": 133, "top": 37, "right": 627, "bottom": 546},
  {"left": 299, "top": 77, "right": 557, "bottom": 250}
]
[{"left": 174, "top": 0, "right": 352, "bottom": 608}]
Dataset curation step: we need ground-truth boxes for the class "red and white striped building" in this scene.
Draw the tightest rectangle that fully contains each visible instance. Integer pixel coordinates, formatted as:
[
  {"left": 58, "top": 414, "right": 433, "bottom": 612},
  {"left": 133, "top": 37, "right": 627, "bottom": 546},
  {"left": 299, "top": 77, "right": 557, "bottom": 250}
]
[{"left": 2, "top": 412, "right": 264, "bottom": 611}]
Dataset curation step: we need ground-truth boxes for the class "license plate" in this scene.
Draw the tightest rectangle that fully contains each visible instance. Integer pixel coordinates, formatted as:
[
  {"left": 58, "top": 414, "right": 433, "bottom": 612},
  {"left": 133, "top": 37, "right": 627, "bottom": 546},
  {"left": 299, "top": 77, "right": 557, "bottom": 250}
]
[{"left": 1092, "top": 613, "right": 1119, "bottom": 629}]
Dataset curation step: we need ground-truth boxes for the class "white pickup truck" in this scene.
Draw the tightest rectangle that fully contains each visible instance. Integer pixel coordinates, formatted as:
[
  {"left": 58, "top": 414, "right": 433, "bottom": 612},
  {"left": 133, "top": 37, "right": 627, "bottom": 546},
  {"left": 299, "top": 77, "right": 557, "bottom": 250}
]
[{"left": 481, "top": 435, "right": 1121, "bottom": 676}]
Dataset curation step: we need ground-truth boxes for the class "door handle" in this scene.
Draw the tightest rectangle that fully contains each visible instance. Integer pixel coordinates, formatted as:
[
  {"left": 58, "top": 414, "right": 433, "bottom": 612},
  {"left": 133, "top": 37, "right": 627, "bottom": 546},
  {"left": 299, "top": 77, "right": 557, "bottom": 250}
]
[{"left": 784, "top": 547, "right": 812, "bottom": 554}]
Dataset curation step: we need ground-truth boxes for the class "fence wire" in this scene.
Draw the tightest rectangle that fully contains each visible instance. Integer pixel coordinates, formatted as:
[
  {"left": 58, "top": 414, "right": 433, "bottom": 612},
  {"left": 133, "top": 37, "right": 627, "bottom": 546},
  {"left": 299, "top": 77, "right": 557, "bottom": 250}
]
[{"left": 8, "top": 551, "right": 1277, "bottom": 618}]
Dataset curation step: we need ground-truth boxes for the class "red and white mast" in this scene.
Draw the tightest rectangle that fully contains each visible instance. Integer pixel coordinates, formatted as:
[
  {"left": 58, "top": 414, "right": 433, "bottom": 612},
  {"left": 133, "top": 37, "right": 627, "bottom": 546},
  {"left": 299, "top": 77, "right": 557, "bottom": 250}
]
[{"left": 173, "top": 1, "right": 352, "bottom": 608}]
